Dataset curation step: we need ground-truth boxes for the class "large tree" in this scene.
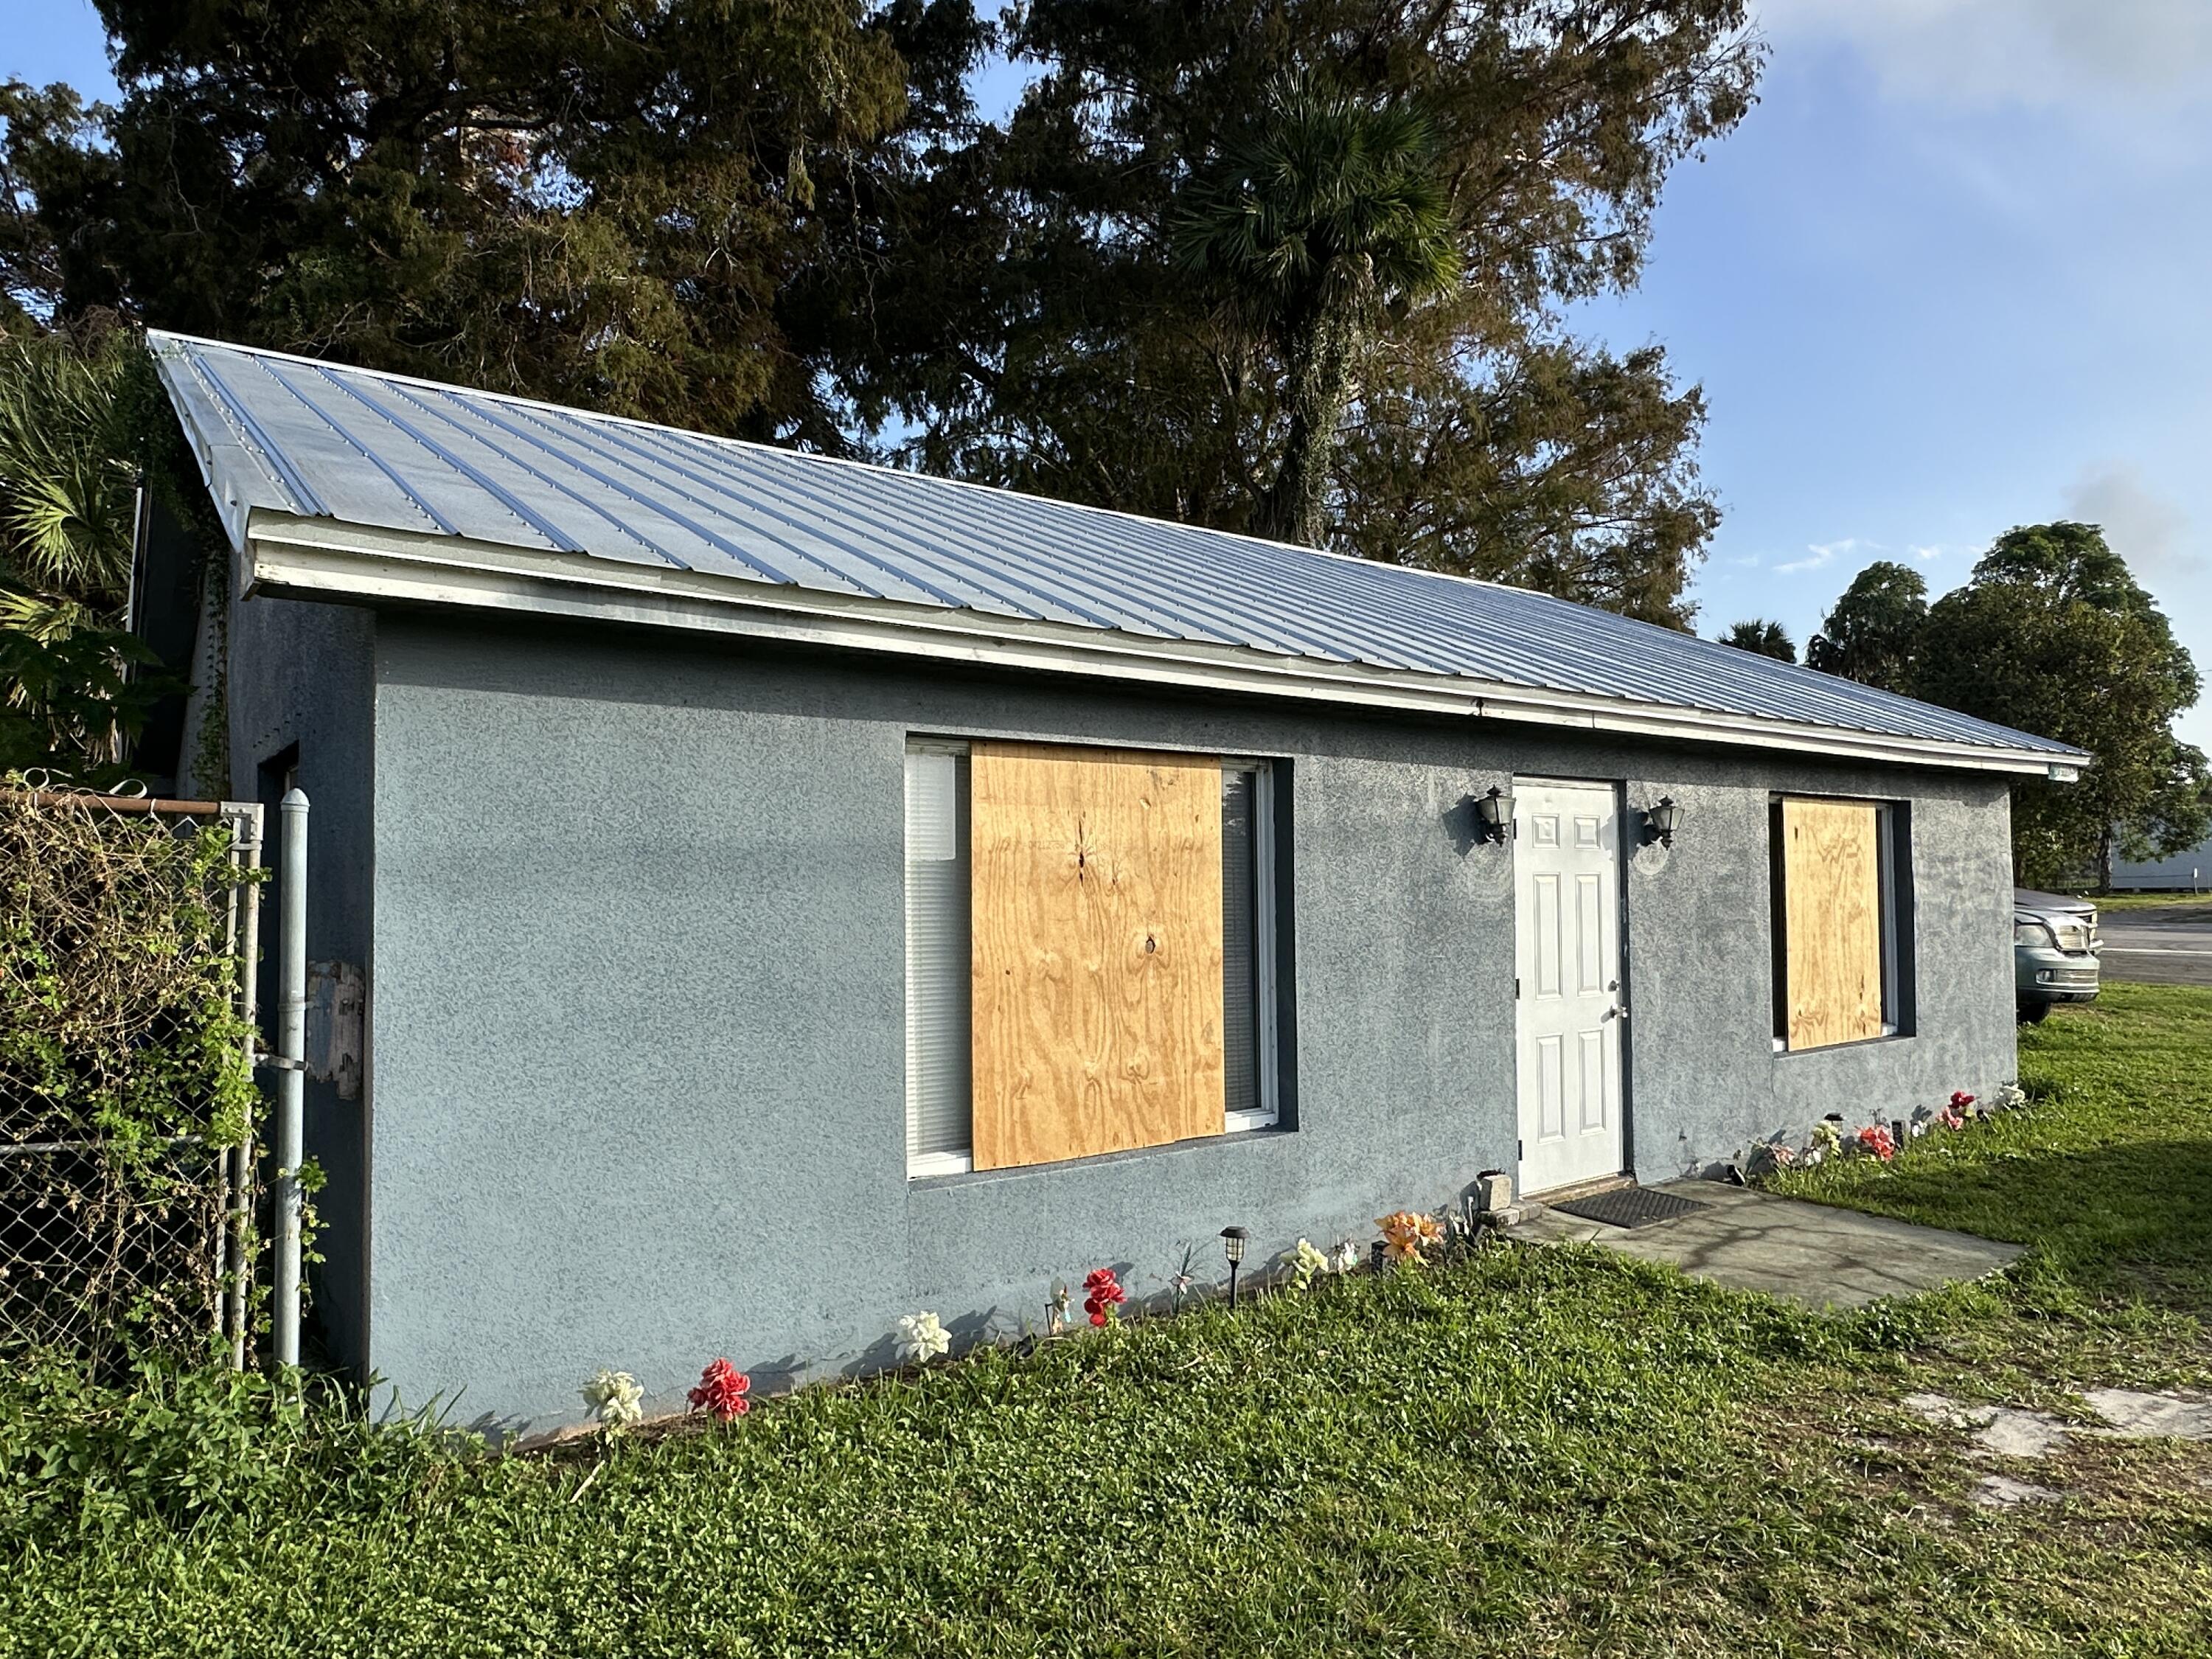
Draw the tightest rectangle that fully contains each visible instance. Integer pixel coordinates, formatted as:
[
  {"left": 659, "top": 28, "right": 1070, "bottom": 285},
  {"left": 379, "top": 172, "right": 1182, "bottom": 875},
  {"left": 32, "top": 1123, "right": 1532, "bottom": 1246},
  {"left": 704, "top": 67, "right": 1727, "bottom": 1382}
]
[
  {"left": 1806, "top": 560, "right": 1926, "bottom": 690},
  {"left": 1911, "top": 524, "right": 2209, "bottom": 888},
  {"left": 4, "top": 1, "right": 1756, "bottom": 630},
  {"left": 1, "top": 0, "right": 983, "bottom": 442},
  {"left": 867, "top": 0, "right": 1761, "bottom": 621},
  {"left": 1333, "top": 340, "right": 1716, "bottom": 617}
]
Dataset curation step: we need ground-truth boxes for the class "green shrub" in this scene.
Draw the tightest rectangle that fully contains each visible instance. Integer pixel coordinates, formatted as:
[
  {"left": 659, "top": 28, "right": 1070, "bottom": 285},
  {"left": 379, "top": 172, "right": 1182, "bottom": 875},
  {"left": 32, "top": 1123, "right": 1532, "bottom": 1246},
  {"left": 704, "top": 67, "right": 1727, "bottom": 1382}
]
[{"left": 0, "top": 1353, "right": 456, "bottom": 1543}]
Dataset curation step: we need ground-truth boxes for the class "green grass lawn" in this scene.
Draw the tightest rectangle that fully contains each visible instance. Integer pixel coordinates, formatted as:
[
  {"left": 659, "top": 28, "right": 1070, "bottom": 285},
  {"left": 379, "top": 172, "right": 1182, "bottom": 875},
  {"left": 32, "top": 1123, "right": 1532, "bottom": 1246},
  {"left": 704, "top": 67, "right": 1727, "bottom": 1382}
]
[
  {"left": 8, "top": 987, "right": 2212, "bottom": 1658},
  {"left": 2079, "top": 891, "right": 2212, "bottom": 911}
]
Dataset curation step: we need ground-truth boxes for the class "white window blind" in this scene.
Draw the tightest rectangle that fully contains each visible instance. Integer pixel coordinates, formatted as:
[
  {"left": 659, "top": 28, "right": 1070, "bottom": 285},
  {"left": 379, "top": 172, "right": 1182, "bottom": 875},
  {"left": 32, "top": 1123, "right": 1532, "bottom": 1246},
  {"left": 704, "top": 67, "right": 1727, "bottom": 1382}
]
[
  {"left": 905, "top": 747, "right": 972, "bottom": 1165},
  {"left": 1222, "top": 766, "right": 1261, "bottom": 1121}
]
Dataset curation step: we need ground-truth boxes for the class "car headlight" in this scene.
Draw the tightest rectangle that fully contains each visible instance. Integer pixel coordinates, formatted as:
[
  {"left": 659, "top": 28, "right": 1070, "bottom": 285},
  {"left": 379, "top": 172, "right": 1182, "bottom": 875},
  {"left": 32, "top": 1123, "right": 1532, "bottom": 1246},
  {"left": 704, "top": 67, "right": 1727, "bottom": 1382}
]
[{"left": 2014, "top": 919, "right": 2055, "bottom": 947}]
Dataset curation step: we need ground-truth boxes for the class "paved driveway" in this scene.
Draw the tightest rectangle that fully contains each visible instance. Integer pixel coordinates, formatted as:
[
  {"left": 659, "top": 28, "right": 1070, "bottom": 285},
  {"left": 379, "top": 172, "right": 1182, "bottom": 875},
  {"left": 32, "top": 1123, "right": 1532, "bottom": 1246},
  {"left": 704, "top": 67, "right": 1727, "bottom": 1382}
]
[{"left": 2099, "top": 904, "right": 2212, "bottom": 987}]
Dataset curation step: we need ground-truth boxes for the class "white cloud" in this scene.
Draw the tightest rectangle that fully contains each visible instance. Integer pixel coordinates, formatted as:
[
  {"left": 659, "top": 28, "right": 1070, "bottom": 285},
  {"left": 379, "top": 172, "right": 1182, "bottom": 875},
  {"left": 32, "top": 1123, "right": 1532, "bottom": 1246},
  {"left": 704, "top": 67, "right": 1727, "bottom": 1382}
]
[
  {"left": 2061, "top": 461, "right": 2201, "bottom": 580},
  {"left": 1774, "top": 537, "right": 1860, "bottom": 575},
  {"left": 1757, "top": 0, "right": 2212, "bottom": 113},
  {"left": 1908, "top": 544, "right": 1945, "bottom": 563}
]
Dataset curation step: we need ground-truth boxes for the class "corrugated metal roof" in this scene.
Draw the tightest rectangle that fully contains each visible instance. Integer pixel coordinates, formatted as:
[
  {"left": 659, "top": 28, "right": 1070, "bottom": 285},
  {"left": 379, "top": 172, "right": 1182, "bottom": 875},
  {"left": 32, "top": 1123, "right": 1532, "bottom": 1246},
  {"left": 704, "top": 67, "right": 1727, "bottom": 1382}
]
[{"left": 150, "top": 330, "right": 2081, "bottom": 762}]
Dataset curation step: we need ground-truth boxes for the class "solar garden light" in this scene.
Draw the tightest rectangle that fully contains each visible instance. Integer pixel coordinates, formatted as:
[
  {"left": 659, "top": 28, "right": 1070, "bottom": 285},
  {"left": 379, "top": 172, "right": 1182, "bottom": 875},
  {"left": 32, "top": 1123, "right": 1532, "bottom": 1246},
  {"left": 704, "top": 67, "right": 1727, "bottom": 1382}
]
[
  {"left": 1475, "top": 785, "right": 1515, "bottom": 845},
  {"left": 1220, "top": 1225, "right": 1250, "bottom": 1308},
  {"left": 1639, "top": 796, "right": 1683, "bottom": 849}
]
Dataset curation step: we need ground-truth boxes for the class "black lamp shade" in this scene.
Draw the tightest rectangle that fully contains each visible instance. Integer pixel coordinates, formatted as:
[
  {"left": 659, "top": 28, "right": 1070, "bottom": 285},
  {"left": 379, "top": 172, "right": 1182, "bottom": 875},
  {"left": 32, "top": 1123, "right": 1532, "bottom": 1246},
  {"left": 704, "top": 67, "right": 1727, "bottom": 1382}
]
[
  {"left": 1475, "top": 785, "right": 1514, "bottom": 841},
  {"left": 1220, "top": 1225, "right": 1249, "bottom": 1265},
  {"left": 1651, "top": 797, "right": 1682, "bottom": 838}
]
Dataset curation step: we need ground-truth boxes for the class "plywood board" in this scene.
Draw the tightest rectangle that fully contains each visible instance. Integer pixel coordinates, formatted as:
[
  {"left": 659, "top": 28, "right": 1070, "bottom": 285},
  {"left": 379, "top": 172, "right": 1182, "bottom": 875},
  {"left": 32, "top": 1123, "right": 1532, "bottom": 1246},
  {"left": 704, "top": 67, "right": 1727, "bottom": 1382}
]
[
  {"left": 970, "top": 742, "right": 1225, "bottom": 1169},
  {"left": 1781, "top": 798, "right": 1885, "bottom": 1050}
]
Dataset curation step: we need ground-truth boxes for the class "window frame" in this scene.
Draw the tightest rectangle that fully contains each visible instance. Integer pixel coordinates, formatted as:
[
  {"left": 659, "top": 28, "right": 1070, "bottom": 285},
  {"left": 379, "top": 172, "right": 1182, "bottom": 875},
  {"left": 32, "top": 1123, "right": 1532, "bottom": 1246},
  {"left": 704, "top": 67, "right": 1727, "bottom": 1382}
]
[
  {"left": 904, "top": 738, "right": 975, "bottom": 1178},
  {"left": 902, "top": 737, "right": 1284, "bottom": 1179},
  {"left": 1220, "top": 755, "right": 1282, "bottom": 1136},
  {"left": 1768, "top": 793, "right": 1912, "bottom": 1054}
]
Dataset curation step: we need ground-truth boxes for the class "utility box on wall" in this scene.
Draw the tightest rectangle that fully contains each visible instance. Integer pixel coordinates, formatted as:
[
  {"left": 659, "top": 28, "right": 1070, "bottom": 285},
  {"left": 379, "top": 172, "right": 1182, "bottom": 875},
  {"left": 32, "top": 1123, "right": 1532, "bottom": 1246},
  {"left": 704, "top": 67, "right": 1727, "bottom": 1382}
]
[{"left": 305, "top": 960, "right": 365, "bottom": 1100}]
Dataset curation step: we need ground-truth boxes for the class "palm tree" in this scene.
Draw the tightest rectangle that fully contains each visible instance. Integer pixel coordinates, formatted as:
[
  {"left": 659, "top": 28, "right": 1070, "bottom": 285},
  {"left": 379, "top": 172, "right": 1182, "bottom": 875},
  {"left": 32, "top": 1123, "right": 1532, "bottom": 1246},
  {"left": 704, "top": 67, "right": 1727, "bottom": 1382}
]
[
  {"left": 1173, "top": 77, "right": 1459, "bottom": 548},
  {"left": 1719, "top": 619, "right": 1795, "bottom": 663},
  {"left": 0, "top": 325, "right": 158, "bottom": 776},
  {"left": 0, "top": 325, "right": 141, "bottom": 639}
]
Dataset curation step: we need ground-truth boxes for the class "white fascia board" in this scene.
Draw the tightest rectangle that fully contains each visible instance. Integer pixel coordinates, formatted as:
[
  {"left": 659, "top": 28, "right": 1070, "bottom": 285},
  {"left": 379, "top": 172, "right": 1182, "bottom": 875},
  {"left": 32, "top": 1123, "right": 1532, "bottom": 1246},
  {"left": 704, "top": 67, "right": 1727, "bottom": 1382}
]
[{"left": 243, "top": 510, "right": 2081, "bottom": 780}]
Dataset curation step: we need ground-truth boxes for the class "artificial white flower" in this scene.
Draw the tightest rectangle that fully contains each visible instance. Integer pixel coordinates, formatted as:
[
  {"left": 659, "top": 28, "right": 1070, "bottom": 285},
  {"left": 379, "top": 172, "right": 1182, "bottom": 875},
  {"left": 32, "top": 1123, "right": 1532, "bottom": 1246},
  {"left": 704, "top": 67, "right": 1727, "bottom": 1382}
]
[
  {"left": 1292, "top": 1237, "right": 1329, "bottom": 1290},
  {"left": 581, "top": 1368, "right": 644, "bottom": 1433},
  {"left": 897, "top": 1310, "right": 951, "bottom": 1363}
]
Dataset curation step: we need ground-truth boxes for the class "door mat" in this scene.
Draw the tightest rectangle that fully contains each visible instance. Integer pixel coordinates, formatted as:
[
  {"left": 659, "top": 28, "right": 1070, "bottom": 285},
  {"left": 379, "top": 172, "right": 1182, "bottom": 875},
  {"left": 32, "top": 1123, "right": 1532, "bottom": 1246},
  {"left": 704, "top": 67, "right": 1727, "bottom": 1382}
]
[{"left": 1549, "top": 1186, "right": 1712, "bottom": 1230}]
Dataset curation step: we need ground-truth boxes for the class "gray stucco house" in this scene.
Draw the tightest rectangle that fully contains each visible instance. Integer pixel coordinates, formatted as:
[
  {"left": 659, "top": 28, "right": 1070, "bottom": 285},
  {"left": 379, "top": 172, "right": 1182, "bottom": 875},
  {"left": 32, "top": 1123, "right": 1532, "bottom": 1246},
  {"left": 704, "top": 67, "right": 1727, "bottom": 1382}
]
[{"left": 144, "top": 333, "right": 2083, "bottom": 1431}]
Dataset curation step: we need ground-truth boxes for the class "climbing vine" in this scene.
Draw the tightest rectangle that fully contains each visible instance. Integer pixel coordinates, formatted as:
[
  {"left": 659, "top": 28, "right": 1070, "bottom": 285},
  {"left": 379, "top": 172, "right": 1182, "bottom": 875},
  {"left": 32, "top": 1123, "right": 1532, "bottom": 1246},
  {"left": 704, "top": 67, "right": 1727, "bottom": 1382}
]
[{"left": 0, "top": 779, "right": 259, "bottom": 1361}]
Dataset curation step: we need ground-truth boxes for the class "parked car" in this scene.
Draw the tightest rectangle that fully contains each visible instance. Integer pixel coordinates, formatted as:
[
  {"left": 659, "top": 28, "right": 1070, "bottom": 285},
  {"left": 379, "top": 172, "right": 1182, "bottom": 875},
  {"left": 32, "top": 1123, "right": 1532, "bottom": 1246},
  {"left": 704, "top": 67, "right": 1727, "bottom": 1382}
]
[{"left": 2014, "top": 888, "right": 2100, "bottom": 1021}]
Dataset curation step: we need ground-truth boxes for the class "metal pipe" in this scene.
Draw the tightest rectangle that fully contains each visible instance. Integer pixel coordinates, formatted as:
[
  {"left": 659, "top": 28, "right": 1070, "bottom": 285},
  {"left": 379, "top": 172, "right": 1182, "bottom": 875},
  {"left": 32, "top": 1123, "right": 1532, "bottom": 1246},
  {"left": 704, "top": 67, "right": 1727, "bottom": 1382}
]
[
  {"left": 229, "top": 804, "right": 264, "bottom": 1370},
  {"left": 272, "top": 789, "right": 308, "bottom": 1371},
  {"left": 215, "top": 816, "right": 240, "bottom": 1354}
]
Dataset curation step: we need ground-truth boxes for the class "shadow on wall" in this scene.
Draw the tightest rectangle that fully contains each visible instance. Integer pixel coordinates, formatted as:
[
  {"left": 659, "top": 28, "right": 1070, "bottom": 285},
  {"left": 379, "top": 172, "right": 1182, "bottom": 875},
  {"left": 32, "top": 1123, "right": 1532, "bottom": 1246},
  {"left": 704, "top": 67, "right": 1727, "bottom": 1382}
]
[{"left": 1441, "top": 792, "right": 1486, "bottom": 858}]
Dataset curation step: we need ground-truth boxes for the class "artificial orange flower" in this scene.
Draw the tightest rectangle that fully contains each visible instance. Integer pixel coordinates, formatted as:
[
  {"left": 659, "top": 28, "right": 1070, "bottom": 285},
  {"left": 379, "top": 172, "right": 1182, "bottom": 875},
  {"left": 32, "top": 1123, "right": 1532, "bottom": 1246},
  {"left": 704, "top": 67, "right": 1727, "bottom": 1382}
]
[{"left": 1376, "top": 1209, "right": 1442, "bottom": 1263}]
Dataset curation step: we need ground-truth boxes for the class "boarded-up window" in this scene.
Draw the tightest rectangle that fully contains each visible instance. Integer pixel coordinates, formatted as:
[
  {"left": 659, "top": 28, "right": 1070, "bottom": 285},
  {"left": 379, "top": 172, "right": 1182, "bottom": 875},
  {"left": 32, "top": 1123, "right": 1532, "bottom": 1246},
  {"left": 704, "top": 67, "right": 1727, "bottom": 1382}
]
[
  {"left": 1772, "top": 796, "right": 1902, "bottom": 1051},
  {"left": 904, "top": 740, "right": 1277, "bottom": 1175}
]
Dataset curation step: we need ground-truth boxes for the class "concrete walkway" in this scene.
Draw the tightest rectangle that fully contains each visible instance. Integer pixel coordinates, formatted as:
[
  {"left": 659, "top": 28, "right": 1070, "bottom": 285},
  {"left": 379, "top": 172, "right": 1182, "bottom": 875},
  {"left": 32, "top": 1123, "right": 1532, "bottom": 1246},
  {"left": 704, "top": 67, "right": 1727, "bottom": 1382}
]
[{"left": 1510, "top": 1180, "right": 2022, "bottom": 1309}]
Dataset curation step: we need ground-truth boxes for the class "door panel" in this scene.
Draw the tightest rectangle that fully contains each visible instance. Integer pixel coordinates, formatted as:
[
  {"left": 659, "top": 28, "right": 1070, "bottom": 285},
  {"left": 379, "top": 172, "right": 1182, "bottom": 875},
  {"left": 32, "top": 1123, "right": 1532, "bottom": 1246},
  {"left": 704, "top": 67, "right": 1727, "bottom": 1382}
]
[{"left": 1516, "top": 782, "right": 1625, "bottom": 1194}]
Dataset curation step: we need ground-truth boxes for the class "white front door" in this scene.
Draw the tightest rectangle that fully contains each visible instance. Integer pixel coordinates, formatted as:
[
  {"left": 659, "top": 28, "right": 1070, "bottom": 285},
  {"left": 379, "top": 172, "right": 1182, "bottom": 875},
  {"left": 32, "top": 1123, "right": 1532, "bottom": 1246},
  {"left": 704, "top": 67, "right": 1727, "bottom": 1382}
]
[{"left": 1514, "top": 780, "right": 1626, "bottom": 1194}]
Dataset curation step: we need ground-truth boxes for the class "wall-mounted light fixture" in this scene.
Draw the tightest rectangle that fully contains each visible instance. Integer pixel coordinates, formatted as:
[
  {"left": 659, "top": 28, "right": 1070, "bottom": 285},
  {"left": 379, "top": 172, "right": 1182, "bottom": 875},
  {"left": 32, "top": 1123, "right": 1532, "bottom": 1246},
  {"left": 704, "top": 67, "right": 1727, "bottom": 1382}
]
[
  {"left": 1220, "top": 1225, "right": 1250, "bottom": 1309},
  {"left": 1639, "top": 796, "right": 1683, "bottom": 849},
  {"left": 1475, "top": 785, "right": 1515, "bottom": 845}
]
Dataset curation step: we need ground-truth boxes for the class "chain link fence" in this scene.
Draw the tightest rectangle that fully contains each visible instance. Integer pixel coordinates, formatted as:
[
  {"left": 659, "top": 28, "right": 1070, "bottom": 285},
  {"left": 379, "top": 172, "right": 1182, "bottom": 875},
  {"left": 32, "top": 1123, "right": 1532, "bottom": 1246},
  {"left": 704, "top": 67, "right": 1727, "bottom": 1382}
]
[{"left": 0, "top": 780, "right": 262, "bottom": 1370}]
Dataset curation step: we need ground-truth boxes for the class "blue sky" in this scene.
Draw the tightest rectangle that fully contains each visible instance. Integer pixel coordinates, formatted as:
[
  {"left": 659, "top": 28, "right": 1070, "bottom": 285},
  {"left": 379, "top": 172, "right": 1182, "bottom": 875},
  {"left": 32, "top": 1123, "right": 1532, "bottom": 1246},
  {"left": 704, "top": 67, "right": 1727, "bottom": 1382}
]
[
  {"left": 1578, "top": 0, "right": 2212, "bottom": 750},
  {"left": 12, "top": 1, "right": 2209, "bottom": 746}
]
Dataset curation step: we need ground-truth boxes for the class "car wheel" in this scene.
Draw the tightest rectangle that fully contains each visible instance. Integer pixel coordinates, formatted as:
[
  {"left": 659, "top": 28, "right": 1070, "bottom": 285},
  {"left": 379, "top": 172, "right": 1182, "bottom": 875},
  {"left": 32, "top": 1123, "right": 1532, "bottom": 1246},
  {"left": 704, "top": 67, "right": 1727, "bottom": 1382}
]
[{"left": 2017, "top": 1001, "right": 2051, "bottom": 1025}]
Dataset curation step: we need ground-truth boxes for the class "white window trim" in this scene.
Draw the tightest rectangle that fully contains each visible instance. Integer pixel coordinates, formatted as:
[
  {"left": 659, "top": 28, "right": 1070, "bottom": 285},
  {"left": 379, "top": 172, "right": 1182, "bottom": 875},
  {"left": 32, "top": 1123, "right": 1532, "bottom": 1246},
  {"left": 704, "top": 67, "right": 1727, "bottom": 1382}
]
[
  {"left": 905, "top": 740, "right": 1282, "bottom": 1178},
  {"left": 907, "top": 1149, "right": 974, "bottom": 1179}
]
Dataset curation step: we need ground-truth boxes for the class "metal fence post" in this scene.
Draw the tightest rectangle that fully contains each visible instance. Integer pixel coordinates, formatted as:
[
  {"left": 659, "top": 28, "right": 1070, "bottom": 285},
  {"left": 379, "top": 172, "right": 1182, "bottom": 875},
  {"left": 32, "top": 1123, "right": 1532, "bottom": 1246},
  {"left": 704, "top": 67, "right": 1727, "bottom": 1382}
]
[
  {"left": 273, "top": 788, "right": 309, "bottom": 1370},
  {"left": 227, "top": 802, "right": 263, "bottom": 1369}
]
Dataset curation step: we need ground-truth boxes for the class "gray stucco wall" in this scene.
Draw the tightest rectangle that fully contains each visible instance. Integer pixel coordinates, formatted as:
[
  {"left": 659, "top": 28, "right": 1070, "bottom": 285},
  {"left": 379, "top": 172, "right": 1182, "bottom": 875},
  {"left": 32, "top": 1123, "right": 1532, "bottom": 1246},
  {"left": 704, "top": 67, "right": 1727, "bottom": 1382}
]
[
  {"left": 223, "top": 585, "right": 378, "bottom": 1373},
  {"left": 361, "top": 612, "right": 2016, "bottom": 1433}
]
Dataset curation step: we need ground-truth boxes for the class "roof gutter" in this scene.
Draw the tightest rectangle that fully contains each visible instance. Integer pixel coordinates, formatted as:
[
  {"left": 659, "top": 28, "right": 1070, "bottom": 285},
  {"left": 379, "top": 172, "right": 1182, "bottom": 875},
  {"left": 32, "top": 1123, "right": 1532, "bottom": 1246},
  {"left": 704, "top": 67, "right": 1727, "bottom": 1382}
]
[{"left": 242, "top": 510, "right": 2083, "bottom": 782}]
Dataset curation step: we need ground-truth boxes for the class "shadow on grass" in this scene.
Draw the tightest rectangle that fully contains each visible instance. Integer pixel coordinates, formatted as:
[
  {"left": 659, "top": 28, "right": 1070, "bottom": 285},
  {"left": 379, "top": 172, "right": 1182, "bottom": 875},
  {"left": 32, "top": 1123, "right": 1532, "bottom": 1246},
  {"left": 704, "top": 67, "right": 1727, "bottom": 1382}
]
[{"left": 1790, "top": 1135, "right": 2212, "bottom": 1313}]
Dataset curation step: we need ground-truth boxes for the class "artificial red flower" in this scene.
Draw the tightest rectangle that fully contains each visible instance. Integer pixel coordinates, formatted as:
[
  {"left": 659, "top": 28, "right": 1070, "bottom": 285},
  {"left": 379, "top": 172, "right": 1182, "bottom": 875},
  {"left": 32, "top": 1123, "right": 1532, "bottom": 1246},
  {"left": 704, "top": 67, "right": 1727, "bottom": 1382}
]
[
  {"left": 1857, "top": 1124, "right": 1896, "bottom": 1163},
  {"left": 1082, "top": 1267, "right": 1126, "bottom": 1327},
  {"left": 1950, "top": 1091, "right": 1976, "bottom": 1110},
  {"left": 689, "top": 1357, "right": 751, "bottom": 1421}
]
